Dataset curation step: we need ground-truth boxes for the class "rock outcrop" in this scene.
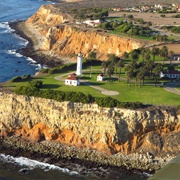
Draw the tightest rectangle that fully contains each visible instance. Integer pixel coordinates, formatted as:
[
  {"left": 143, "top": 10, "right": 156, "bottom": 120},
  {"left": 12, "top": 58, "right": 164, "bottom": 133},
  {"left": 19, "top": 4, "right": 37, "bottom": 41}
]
[
  {"left": 0, "top": 92, "right": 179, "bottom": 157},
  {"left": 24, "top": 5, "right": 143, "bottom": 61}
]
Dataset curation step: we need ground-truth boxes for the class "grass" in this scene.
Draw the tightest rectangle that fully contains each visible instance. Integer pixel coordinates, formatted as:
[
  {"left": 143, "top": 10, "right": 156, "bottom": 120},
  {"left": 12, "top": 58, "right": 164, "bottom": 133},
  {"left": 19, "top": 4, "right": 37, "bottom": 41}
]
[
  {"left": 105, "top": 17, "right": 124, "bottom": 21},
  {"left": 100, "top": 80, "right": 180, "bottom": 105},
  {"left": 5, "top": 65, "right": 180, "bottom": 106}
]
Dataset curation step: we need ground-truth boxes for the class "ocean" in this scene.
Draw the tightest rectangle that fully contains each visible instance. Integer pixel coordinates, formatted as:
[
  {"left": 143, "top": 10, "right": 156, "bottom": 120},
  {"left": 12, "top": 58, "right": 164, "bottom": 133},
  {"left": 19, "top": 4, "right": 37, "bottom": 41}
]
[
  {"left": 0, "top": 0, "right": 52, "bottom": 83},
  {"left": 0, "top": 0, "right": 149, "bottom": 179}
]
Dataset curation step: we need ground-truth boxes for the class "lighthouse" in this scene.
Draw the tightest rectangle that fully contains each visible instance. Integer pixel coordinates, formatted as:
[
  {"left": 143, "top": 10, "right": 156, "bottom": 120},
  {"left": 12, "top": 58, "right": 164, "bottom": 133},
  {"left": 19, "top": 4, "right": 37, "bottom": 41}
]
[{"left": 76, "top": 52, "right": 83, "bottom": 76}]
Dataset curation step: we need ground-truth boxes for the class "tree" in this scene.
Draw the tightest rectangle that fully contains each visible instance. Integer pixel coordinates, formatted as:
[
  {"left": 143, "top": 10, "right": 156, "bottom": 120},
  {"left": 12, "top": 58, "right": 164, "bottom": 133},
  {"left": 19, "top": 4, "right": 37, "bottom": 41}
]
[
  {"left": 169, "top": 50, "right": 174, "bottom": 64},
  {"left": 131, "top": 50, "right": 139, "bottom": 61},
  {"left": 116, "top": 59, "right": 124, "bottom": 81},
  {"left": 140, "top": 47, "right": 147, "bottom": 62},
  {"left": 145, "top": 61, "right": 154, "bottom": 81},
  {"left": 108, "top": 54, "right": 118, "bottom": 65},
  {"left": 144, "top": 51, "right": 151, "bottom": 62},
  {"left": 127, "top": 28, "right": 133, "bottom": 37},
  {"left": 137, "top": 67, "right": 147, "bottom": 87},
  {"left": 88, "top": 51, "right": 96, "bottom": 77},
  {"left": 125, "top": 69, "right": 134, "bottom": 87},
  {"left": 124, "top": 61, "right": 137, "bottom": 87},
  {"left": 151, "top": 47, "right": 159, "bottom": 62},
  {"left": 160, "top": 46, "right": 168, "bottom": 64},
  {"left": 147, "top": 21, "right": 152, "bottom": 26},
  {"left": 106, "top": 64, "right": 114, "bottom": 83},
  {"left": 152, "top": 64, "right": 162, "bottom": 86},
  {"left": 127, "top": 14, "right": 134, "bottom": 19},
  {"left": 102, "top": 61, "right": 109, "bottom": 74},
  {"left": 122, "top": 52, "right": 129, "bottom": 60}
]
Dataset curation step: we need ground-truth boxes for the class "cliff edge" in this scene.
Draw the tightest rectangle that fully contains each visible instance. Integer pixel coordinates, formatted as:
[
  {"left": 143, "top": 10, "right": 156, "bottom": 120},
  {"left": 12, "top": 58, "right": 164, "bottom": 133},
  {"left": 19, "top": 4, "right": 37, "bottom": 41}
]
[
  {"left": 0, "top": 92, "right": 179, "bottom": 157},
  {"left": 20, "top": 4, "right": 143, "bottom": 62}
]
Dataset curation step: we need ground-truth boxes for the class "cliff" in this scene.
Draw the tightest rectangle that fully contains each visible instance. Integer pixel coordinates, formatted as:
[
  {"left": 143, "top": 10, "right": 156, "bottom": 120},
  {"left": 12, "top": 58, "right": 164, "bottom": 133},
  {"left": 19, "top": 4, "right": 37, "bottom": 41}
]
[
  {"left": 0, "top": 92, "right": 179, "bottom": 157},
  {"left": 23, "top": 5, "right": 143, "bottom": 61}
]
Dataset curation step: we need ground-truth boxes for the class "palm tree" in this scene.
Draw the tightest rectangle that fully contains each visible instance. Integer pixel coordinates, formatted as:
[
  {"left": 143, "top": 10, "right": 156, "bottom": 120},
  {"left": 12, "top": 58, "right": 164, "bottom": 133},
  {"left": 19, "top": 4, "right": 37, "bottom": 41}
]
[
  {"left": 124, "top": 61, "right": 137, "bottom": 87},
  {"left": 169, "top": 50, "right": 174, "bottom": 64},
  {"left": 107, "top": 64, "right": 114, "bottom": 83},
  {"left": 102, "top": 61, "right": 108, "bottom": 74},
  {"left": 151, "top": 47, "right": 159, "bottom": 62},
  {"left": 152, "top": 64, "right": 162, "bottom": 86},
  {"left": 140, "top": 47, "right": 147, "bottom": 62},
  {"left": 116, "top": 59, "right": 125, "bottom": 81},
  {"left": 131, "top": 50, "right": 139, "bottom": 61},
  {"left": 122, "top": 52, "right": 129, "bottom": 61},
  {"left": 125, "top": 69, "right": 134, "bottom": 87},
  {"left": 88, "top": 51, "right": 96, "bottom": 77},
  {"left": 137, "top": 67, "right": 147, "bottom": 86},
  {"left": 160, "top": 46, "right": 168, "bottom": 64}
]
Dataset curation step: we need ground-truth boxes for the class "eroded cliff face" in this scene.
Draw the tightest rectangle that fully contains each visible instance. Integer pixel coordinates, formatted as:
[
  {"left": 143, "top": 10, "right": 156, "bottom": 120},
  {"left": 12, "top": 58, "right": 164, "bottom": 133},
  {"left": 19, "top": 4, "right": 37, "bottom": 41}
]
[
  {"left": 0, "top": 92, "right": 179, "bottom": 156},
  {"left": 25, "top": 5, "right": 143, "bottom": 60}
]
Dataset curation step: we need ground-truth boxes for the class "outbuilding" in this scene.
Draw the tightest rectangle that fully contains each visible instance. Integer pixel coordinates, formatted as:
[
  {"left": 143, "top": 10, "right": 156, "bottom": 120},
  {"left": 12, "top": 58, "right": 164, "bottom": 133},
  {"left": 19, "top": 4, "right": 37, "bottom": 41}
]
[
  {"left": 65, "top": 73, "right": 80, "bottom": 86},
  {"left": 97, "top": 74, "right": 104, "bottom": 81},
  {"left": 160, "top": 70, "right": 180, "bottom": 79}
]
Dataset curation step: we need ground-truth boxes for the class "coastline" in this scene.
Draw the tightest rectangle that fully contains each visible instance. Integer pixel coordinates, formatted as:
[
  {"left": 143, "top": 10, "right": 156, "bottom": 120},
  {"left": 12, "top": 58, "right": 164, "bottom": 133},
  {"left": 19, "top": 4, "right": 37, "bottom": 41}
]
[
  {"left": 9, "top": 21, "right": 64, "bottom": 68},
  {"left": 0, "top": 136, "right": 173, "bottom": 176}
]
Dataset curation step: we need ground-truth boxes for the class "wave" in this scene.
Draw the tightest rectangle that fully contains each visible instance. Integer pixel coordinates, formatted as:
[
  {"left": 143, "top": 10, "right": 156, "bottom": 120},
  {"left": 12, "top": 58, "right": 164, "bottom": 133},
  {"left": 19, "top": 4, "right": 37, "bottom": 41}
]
[
  {"left": 0, "top": 154, "right": 78, "bottom": 175},
  {"left": 0, "top": 22, "right": 15, "bottom": 34}
]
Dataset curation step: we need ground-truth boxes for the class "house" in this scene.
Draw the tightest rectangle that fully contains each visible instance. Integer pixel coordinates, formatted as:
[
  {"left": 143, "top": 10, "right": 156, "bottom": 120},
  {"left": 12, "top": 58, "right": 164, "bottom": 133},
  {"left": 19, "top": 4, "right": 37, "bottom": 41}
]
[
  {"left": 83, "top": 19, "right": 103, "bottom": 27},
  {"left": 173, "top": 54, "right": 180, "bottom": 61},
  {"left": 65, "top": 73, "right": 80, "bottom": 86},
  {"left": 97, "top": 74, "right": 104, "bottom": 81},
  {"left": 160, "top": 70, "right": 180, "bottom": 79}
]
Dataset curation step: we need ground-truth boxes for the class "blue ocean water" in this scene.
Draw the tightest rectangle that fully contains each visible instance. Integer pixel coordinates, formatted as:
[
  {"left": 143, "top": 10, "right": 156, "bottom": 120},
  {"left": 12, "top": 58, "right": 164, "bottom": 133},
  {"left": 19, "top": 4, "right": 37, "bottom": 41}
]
[{"left": 0, "top": 0, "right": 51, "bottom": 83}]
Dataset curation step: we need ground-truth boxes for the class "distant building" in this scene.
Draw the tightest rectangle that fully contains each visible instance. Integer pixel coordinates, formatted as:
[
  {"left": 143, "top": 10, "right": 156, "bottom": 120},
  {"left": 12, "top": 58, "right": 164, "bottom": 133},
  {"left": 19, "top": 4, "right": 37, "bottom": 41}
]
[
  {"left": 160, "top": 70, "right": 180, "bottom": 79},
  {"left": 97, "top": 74, "right": 104, "bottom": 81},
  {"left": 65, "top": 73, "right": 80, "bottom": 86},
  {"left": 173, "top": 54, "right": 180, "bottom": 61},
  {"left": 83, "top": 19, "right": 102, "bottom": 27}
]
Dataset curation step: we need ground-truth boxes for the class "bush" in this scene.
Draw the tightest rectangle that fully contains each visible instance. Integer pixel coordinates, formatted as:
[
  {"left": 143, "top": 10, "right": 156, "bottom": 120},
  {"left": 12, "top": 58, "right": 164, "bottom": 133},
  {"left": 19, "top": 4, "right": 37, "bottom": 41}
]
[
  {"left": 28, "top": 80, "right": 43, "bottom": 88},
  {"left": 10, "top": 76, "right": 22, "bottom": 82},
  {"left": 95, "top": 97, "right": 117, "bottom": 107},
  {"left": 14, "top": 86, "right": 143, "bottom": 109},
  {"left": 40, "top": 68, "right": 49, "bottom": 73},
  {"left": 14, "top": 86, "right": 40, "bottom": 96},
  {"left": 22, "top": 74, "right": 31, "bottom": 80}
]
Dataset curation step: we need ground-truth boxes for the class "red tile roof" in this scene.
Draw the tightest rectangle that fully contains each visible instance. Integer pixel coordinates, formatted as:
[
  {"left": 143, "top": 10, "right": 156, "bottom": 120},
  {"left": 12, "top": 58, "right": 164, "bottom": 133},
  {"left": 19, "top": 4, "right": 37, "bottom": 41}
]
[
  {"left": 162, "top": 70, "right": 180, "bottom": 75},
  {"left": 66, "top": 74, "right": 78, "bottom": 80}
]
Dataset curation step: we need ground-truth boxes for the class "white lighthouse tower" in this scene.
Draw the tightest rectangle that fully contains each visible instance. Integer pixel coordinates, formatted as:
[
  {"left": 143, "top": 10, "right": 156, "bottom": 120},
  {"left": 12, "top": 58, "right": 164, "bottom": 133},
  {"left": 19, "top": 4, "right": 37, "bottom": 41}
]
[{"left": 76, "top": 52, "right": 83, "bottom": 76}]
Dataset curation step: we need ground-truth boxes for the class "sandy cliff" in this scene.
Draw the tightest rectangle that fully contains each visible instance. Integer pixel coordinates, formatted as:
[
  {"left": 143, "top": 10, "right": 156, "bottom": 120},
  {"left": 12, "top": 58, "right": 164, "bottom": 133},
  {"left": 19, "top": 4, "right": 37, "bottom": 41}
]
[
  {"left": 23, "top": 5, "right": 143, "bottom": 61},
  {"left": 0, "top": 92, "right": 179, "bottom": 157}
]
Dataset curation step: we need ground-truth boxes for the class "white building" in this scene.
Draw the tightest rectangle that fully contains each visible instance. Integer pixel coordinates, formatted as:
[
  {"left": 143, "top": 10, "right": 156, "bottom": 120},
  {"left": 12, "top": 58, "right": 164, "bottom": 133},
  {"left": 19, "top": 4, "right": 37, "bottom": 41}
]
[
  {"left": 97, "top": 74, "right": 104, "bottom": 81},
  {"left": 76, "top": 52, "right": 83, "bottom": 76},
  {"left": 65, "top": 73, "right": 80, "bottom": 86},
  {"left": 160, "top": 70, "right": 180, "bottom": 79}
]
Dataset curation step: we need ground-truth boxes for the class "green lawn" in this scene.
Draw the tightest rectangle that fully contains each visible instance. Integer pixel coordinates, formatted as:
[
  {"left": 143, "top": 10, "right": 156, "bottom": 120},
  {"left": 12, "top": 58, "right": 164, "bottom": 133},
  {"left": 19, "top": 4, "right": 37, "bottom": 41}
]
[{"left": 5, "top": 66, "right": 180, "bottom": 106}]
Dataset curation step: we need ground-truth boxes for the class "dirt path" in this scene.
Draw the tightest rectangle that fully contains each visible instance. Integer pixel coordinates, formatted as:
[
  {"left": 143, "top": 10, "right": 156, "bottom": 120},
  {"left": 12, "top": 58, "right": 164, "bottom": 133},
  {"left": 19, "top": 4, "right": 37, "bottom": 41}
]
[
  {"left": 164, "top": 82, "right": 180, "bottom": 95},
  {"left": 55, "top": 72, "right": 119, "bottom": 96}
]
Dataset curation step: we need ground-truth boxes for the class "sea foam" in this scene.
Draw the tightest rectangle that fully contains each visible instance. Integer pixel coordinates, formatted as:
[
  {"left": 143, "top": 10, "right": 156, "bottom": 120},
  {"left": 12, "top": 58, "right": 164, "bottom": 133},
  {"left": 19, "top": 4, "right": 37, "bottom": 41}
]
[{"left": 0, "top": 154, "right": 78, "bottom": 175}]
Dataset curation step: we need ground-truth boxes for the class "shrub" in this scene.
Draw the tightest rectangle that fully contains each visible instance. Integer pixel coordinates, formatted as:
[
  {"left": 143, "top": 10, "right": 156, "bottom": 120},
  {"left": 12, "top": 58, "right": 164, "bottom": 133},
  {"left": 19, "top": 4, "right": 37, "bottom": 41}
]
[
  {"left": 10, "top": 76, "right": 22, "bottom": 82},
  {"left": 95, "top": 97, "right": 117, "bottom": 107},
  {"left": 14, "top": 86, "right": 40, "bottom": 96},
  {"left": 22, "top": 74, "right": 31, "bottom": 80},
  {"left": 14, "top": 86, "right": 143, "bottom": 109},
  {"left": 40, "top": 68, "right": 49, "bottom": 73},
  {"left": 28, "top": 80, "right": 43, "bottom": 88}
]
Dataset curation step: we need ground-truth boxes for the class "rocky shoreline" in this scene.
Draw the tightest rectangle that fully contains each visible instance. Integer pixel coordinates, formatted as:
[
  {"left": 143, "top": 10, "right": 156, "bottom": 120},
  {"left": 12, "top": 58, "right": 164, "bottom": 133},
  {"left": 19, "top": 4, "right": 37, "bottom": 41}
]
[
  {"left": 9, "top": 21, "right": 64, "bottom": 68},
  {"left": 0, "top": 136, "right": 174, "bottom": 176}
]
